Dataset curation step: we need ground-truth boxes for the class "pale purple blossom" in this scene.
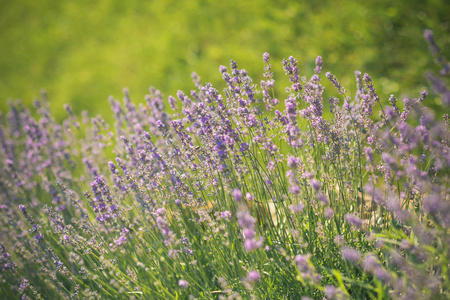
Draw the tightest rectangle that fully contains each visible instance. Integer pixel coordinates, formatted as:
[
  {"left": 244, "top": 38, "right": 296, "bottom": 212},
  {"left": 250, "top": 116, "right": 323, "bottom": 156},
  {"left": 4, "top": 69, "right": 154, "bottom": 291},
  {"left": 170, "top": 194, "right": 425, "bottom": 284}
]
[
  {"left": 232, "top": 189, "right": 243, "bottom": 201},
  {"left": 289, "top": 203, "right": 304, "bottom": 213},
  {"left": 246, "top": 270, "right": 260, "bottom": 283},
  {"left": 221, "top": 211, "right": 232, "bottom": 220},
  {"left": 178, "top": 279, "right": 189, "bottom": 289},
  {"left": 342, "top": 247, "right": 362, "bottom": 264}
]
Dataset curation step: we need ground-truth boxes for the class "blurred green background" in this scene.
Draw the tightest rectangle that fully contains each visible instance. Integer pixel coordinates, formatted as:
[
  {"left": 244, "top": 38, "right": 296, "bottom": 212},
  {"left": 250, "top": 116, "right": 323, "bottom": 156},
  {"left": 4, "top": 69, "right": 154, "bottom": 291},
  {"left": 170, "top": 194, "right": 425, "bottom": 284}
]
[{"left": 1, "top": 0, "right": 449, "bottom": 122}]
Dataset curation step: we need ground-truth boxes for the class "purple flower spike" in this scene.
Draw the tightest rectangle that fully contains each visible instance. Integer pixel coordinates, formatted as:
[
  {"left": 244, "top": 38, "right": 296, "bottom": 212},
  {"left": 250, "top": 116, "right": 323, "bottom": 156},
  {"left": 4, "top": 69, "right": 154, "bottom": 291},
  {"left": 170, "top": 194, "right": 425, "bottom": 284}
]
[
  {"left": 314, "top": 56, "right": 323, "bottom": 74},
  {"left": 424, "top": 29, "right": 440, "bottom": 55},
  {"left": 326, "top": 72, "right": 347, "bottom": 94},
  {"left": 237, "top": 210, "right": 263, "bottom": 252},
  {"left": 108, "top": 161, "right": 116, "bottom": 174}
]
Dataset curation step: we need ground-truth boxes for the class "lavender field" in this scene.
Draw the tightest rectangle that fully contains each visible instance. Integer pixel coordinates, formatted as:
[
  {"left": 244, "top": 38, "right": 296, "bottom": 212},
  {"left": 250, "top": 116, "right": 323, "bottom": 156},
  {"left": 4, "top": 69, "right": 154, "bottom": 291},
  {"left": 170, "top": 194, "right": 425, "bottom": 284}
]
[{"left": 0, "top": 30, "right": 449, "bottom": 299}]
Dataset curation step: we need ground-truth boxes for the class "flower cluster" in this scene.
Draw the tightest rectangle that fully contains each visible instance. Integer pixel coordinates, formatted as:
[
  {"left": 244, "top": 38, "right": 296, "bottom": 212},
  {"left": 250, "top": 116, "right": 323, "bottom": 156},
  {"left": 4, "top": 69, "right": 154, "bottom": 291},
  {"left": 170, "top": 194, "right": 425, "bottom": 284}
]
[{"left": 0, "top": 30, "right": 448, "bottom": 299}]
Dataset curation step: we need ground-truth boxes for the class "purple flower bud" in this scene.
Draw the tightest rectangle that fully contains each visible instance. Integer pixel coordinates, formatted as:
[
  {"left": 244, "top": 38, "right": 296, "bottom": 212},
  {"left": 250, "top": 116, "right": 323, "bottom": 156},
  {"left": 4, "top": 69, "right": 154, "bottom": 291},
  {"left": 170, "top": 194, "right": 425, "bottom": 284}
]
[
  {"left": 114, "top": 236, "right": 127, "bottom": 246},
  {"left": 319, "top": 191, "right": 331, "bottom": 204},
  {"left": 240, "top": 143, "right": 249, "bottom": 152},
  {"left": 381, "top": 152, "right": 396, "bottom": 165},
  {"left": 289, "top": 185, "right": 301, "bottom": 194},
  {"left": 325, "top": 208, "right": 334, "bottom": 219},
  {"left": 98, "top": 203, "right": 106, "bottom": 211},
  {"left": 287, "top": 156, "right": 300, "bottom": 169},
  {"left": 247, "top": 270, "right": 260, "bottom": 283},
  {"left": 310, "top": 179, "right": 321, "bottom": 192},
  {"left": 168, "top": 95, "right": 177, "bottom": 110},
  {"left": 243, "top": 228, "right": 255, "bottom": 239},
  {"left": 423, "top": 29, "right": 434, "bottom": 43},
  {"left": 324, "top": 285, "right": 338, "bottom": 299},
  {"left": 246, "top": 193, "right": 253, "bottom": 201},
  {"left": 244, "top": 239, "right": 263, "bottom": 251},
  {"left": 345, "top": 213, "right": 364, "bottom": 229},
  {"left": 294, "top": 255, "right": 309, "bottom": 271},
  {"left": 364, "top": 147, "right": 373, "bottom": 162},
  {"left": 35, "top": 233, "right": 44, "bottom": 243},
  {"left": 219, "top": 65, "right": 227, "bottom": 74},
  {"left": 19, "top": 278, "right": 29, "bottom": 292},
  {"left": 424, "top": 29, "right": 440, "bottom": 54},
  {"left": 314, "top": 56, "right": 323, "bottom": 74},
  {"left": 342, "top": 247, "right": 362, "bottom": 264},
  {"left": 362, "top": 254, "right": 379, "bottom": 272},
  {"left": 178, "top": 279, "right": 189, "bottom": 289},
  {"left": 19, "top": 205, "right": 27, "bottom": 214},
  {"left": 289, "top": 203, "right": 304, "bottom": 213},
  {"left": 326, "top": 72, "right": 347, "bottom": 94},
  {"left": 232, "top": 189, "right": 242, "bottom": 201},
  {"left": 221, "top": 211, "right": 232, "bottom": 220},
  {"left": 156, "top": 120, "right": 165, "bottom": 131},
  {"left": 375, "top": 266, "right": 392, "bottom": 283},
  {"left": 155, "top": 208, "right": 166, "bottom": 215}
]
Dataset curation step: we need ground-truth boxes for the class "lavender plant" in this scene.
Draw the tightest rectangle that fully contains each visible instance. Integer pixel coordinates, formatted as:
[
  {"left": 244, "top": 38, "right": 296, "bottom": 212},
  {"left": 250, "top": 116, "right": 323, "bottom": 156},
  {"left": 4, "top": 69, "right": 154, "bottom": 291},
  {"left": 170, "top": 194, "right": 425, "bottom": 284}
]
[{"left": 0, "top": 31, "right": 449, "bottom": 300}]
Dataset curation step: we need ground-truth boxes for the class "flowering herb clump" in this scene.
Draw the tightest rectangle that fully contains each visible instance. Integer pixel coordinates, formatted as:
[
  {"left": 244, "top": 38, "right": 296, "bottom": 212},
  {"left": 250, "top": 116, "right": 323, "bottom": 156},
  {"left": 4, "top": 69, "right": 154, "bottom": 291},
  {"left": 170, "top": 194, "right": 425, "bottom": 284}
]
[{"left": 0, "top": 31, "right": 449, "bottom": 299}]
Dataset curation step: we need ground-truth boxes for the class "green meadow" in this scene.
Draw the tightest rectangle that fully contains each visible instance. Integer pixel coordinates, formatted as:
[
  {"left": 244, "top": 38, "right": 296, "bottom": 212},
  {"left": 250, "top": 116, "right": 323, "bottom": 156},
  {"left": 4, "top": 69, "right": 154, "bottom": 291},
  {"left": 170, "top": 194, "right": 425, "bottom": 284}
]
[{"left": 0, "top": 0, "right": 449, "bottom": 122}]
